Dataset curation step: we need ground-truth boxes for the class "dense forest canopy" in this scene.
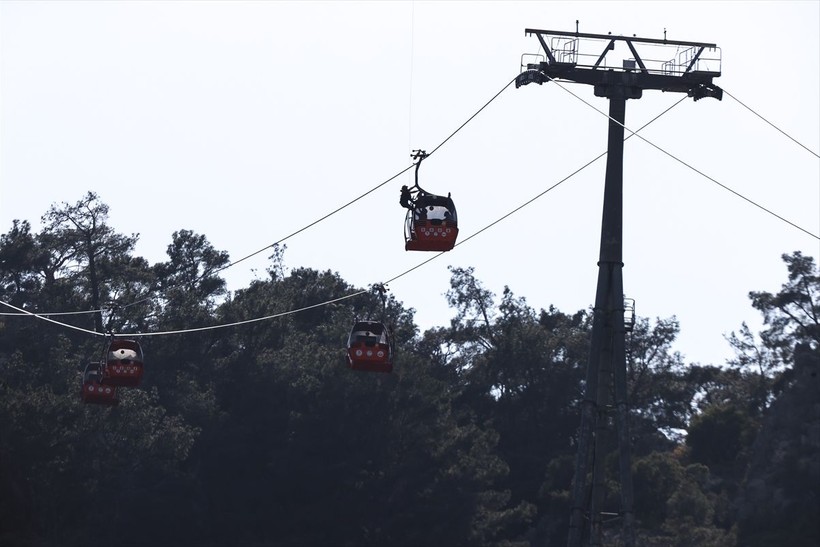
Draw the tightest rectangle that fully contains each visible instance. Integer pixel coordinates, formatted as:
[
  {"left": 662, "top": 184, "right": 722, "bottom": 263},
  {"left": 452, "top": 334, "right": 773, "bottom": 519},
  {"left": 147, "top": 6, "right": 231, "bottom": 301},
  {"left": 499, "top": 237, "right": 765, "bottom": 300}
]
[{"left": 1, "top": 193, "right": 818, "bottom": 546}]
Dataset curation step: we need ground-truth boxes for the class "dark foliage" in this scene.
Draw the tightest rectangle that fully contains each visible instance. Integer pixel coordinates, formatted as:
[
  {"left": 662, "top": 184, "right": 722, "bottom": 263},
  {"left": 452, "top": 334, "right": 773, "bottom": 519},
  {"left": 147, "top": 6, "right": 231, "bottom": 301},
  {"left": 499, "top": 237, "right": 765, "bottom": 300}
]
[{"left": 0, "top": 197, "right": 816, "bottom": 547}]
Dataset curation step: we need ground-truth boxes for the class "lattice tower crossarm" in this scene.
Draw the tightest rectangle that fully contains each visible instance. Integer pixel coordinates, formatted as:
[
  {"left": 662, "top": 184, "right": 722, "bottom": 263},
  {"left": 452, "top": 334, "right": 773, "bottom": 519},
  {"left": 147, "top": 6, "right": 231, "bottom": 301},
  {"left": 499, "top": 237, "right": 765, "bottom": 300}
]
[{"left": 517, "top": 28, "right": 723, "bottom": 101}]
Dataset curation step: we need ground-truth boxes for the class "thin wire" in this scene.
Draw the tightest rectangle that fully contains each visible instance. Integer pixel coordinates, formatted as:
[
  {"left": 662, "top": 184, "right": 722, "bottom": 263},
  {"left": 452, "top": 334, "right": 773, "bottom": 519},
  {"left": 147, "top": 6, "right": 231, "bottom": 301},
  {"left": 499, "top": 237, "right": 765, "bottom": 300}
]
[
  {"left": 0, "top": 300, "right": 104, "bottom": 337},
  {"left": 550, "top": 80, "right": 820, "bottom": 241},
  {"left": 382, "top": 94, "right": 690, "bottom": 285},
  {"left": 220, "top": 167, "right": 415, "bottom": 275},
  {"left": 0, "top": 309, "right": 100, "bottom": 316},
  {"left": 18, "top": 92, "right": 736, "bottom": 344},
  {"left": 123, "top": 76, "right": 518, "bottom": 313},
  {"left": 8, "top": 75, "right": 520, "bottom": 336},
  {"left": 123, "top": 290, "right": 369, "bottom": 337},
  {"left": 428, "top": 76, "right": 517, "bottom": 157},
  {"left": 126, "top": 78, "right": 521, "bottom": 334},
  {"left": 408, "top": 0, "right": 415, "bottom": 158},
  {"left": 1, "top": 291, "right": 368, "bottom": 337},
  {"left": 3, "top": 87, "right": 684, "bottom": 337},
  {"left": 723, "top": 89, "right": 820, "bottom": 159},
  {"left": 120, "top": 165, "right": 414, "bottom": 312},
  {"left": 15, "top": 82, "right": 739, "bottom": 341}
]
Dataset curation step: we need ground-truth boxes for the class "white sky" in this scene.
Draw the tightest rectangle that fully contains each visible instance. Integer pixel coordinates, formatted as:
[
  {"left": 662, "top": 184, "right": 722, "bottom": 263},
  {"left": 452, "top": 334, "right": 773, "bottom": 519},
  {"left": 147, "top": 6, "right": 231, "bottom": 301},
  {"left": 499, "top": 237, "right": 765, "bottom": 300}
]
[{"left": 1, "top": 1, "right": 818, "bottom": 366}]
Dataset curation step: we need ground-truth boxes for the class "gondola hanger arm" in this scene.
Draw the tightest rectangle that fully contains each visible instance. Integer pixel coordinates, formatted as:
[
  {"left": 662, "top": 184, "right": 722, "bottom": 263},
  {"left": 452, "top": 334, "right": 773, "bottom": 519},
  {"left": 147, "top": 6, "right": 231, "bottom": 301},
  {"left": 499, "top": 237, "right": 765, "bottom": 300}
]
[{"left": 411, "top": 149, "right": 429, "bottom": 195}]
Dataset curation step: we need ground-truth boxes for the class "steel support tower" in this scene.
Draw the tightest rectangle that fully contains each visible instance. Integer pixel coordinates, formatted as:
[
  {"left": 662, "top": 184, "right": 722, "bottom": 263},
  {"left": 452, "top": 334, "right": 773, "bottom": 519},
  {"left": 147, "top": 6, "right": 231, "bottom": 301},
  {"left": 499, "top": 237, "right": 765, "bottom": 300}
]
[{"left": 516, "top": 27, "right": 722, "bottom": 547}]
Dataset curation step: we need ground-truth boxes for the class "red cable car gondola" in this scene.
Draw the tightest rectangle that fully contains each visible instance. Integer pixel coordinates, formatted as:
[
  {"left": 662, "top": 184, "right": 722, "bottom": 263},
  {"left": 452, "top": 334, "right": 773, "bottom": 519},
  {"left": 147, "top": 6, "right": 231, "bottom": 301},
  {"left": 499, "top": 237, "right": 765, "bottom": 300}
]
[
  {"left": 102, "top": 338, "right": 144, "bottom": 387},
  {"left": 400, "top": 150, "right": 458, "bottom": 252},
  {"left": 347, "top": 320, "right": 393, "bottom": 373},
  {"left": 404, "top": 193, "right": 458, "bottom": 252},
  {"left": 81, "top": 362, "right": 119, "bottom": 406}
]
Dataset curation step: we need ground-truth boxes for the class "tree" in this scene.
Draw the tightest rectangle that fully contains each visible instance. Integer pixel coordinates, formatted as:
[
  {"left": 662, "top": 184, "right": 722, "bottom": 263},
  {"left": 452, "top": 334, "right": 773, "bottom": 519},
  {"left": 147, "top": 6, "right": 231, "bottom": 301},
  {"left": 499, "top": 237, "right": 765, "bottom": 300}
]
[
  {"left": 749, "top": 251, "right": 819, "bottom": 363},
  {"left": 446, "top": 266, "right": 497, "bottom": 351},
  {"left": 0, "top": 220, "right": 54, "bottom": 360},
  {"left": 632, "top": 451, "right": 684, "bottom": 529},
  {"left": 686, "top": 404, "right": 757, "bottom": 469},
  {"left": 153, "top": 229, "right": 229, "bottom": 323},
  {"left": 626, "top": 316, "right": 690, "bottom": 448},
  {"left": 0, "top": 220, "right": 48, "bottom": 301},
  {"left": 734, "top": 343, "right": 820, "bottom": 547},
  {"left": 439, "top": 267, "right": 591, "bottom": 544},
  {"left": 690, "top": 252, "right": 820, "bottom": 546},
  {"left": 723, "top": 322, "right": 780, "bottom": 414},
  {"left": 143, "top": 230, "right": 230, "bottom": 422},
  {"left": 0, "top": 335, "right": 199, "bottom": 547},
  {"left": 40, "top": 192, "right": 139, "bottom": 332},
  {"left": 182, "top": 266, "right": 533, "bottom": 546},
  {"left": 12, "top": 194, "right": 816, "bottom": 546}
]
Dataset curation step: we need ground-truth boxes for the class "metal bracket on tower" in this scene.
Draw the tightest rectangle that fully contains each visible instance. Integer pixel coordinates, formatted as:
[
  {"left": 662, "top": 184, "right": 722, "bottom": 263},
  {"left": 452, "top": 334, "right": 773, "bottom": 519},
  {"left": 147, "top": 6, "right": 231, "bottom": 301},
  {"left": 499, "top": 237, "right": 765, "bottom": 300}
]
[{"left": 517, "top": 28, "right": 723, "bottom": 100}]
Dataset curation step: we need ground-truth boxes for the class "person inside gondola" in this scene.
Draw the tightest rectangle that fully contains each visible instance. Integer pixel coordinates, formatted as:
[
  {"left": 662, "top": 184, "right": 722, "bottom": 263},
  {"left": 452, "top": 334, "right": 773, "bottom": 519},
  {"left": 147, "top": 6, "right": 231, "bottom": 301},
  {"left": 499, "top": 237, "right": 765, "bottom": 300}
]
[{"left": 399, "top": 185, "right": 413, "bottom": 209}]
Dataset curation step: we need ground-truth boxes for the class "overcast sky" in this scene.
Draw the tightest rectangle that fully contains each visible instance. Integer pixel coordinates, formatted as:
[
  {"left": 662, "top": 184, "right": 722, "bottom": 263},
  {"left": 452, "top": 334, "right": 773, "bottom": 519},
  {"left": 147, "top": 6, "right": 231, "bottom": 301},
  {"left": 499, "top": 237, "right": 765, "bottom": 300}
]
[{"left": 2, "top": 1, "right": 818, "bottom": 366}]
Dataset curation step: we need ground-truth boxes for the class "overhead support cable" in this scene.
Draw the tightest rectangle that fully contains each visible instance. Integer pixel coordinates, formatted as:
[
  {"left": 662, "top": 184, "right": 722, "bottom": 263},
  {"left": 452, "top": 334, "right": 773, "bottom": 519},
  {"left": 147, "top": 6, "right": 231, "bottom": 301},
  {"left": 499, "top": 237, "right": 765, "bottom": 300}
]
[
  {"left": 210, "top": 167, "right": 414, "bottom": 276},
  {"left": 2, "top": 93, "right": 687, "bottom": 337},
  {"left": 0, "top": 300, "right": 104, "bottom": 337},
  {"left": 0, "top": 309, "right": 102, "bottom": 317},
  {"left": 427, "top": 77, "right": 517, "bottom": 157},
  {"left": 119, "top": 290, "right": 369, "bottom": 337},
  {"left": 121, "top": 76, "right": 518, "bottom": 313},
  {"left": 550, "top": 80, "right": 820, "bottom": 241},
  {"left": 1, "top": 289, "right": 369, "bottom": 337},
  {"left": 723, "top": 89, "right": 820, "bottom": 160},
  {"left": 190, "top": 77, "right": 517, "bottom": 279},
  {"left": 384, "top": 95, "right": 689, "bottom": 284}
]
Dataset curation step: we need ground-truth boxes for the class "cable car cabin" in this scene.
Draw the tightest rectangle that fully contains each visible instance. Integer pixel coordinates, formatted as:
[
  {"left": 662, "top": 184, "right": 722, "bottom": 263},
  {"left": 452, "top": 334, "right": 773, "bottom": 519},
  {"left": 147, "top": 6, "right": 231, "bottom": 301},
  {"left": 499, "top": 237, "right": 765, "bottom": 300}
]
[
  {"left": 102, "top": 339, "right": 144, "bottom": 387},
  {"left": 347, "top": 321, "right": 393, "bottom": 373},
  {"left": 81, "top": 363, "right": 119, "bottom": 406},
  {"left": 404, "top": 194, "right": 458, "bottom": 252},
  {"left": 624, "top": 298, "right": 636, "bottom": 333}
]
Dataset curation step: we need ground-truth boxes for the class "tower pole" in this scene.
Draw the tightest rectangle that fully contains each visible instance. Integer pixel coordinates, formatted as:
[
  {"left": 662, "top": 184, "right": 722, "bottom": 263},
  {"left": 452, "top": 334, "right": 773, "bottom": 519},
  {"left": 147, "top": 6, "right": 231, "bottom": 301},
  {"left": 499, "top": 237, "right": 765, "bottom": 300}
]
[
  {"left": 515, "top": 28, "right": 722, "bottom": 547},
  {"left": 568, "top": 92, "right": 634, "bottom": 547}
]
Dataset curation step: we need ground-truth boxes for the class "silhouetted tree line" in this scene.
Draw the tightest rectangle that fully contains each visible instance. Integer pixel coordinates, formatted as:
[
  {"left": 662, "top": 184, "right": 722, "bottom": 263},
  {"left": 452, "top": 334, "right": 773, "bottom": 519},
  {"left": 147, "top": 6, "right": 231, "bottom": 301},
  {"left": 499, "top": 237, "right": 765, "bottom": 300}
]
[{"left": 1, "top": 193, "right": 817, "bottom": 546}]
